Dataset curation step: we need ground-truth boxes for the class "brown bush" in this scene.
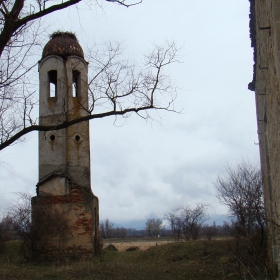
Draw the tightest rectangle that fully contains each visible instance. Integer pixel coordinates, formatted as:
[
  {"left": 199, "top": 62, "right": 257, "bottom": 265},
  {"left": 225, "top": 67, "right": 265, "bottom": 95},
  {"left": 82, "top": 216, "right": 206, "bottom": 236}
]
[
  {"left": 105, "top": 244, "right": 118, "bottom": 251},
  {"left": 126, "top": 246, "right": 139, "bottom": 252},
  {"left": 9, "top": 193, "right": 68, "bottom": 261}
]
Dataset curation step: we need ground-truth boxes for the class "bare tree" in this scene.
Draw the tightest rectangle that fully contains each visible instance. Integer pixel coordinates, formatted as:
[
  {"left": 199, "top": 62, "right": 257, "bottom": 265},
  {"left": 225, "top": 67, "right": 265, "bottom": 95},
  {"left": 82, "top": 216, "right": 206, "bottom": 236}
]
[
  {"left": 99, "top": 222, "right": 106, "bottom": 239},
  {"left": 0, "top": 0, "right": 140, "bottom": 57},
  {"left": 0, "top": 0, "right": 179, "bottom": 151},
  {"left": 145, "top": 218, "right": 164, "bottom": 237},
  {"left": 165, "top": 211, "right": 182, "bottom": 240},
  {"left": 99, "top": 218, "right": 114, "bottom": 239},
  {"left": 214, "top": 162, "right": 265, "bottom": 237},
  {"left": 179, "top": 204, "right": 208, "bottom": 240},
  {"left": 145, "top": 219, "right": 153, "bottom": 236},
  {"left": 165, "top": 204, "right": 208, "bottom": 241},
  {"left": 104, "top": 218, "right": 114, "bottom": 239},
  {"left": 214, "top": 162, "right": 269, "bottom": 279}
]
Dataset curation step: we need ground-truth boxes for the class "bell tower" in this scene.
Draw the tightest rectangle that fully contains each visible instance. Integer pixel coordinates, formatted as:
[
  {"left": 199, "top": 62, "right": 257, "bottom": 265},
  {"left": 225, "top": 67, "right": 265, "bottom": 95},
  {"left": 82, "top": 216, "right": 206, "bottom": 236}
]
[{"left": 33, "top": 32, "right": 99, "bottom": 256}]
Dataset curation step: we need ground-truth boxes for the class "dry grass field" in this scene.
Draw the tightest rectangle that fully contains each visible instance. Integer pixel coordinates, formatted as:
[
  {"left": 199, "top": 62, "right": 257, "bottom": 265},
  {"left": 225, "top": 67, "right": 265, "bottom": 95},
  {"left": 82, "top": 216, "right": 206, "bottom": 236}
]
[
  {"left": 103, "top": 238, "right": 175, "bottom": 252},
  {"left": 0, "top": 238, "right": 269, "bottom": 279}
]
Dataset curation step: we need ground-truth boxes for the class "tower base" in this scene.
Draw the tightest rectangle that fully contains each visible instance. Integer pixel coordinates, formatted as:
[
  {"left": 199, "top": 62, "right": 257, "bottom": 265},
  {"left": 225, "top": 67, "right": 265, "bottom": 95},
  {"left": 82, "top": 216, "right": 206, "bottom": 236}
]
[{"left": 31, "top": 177, "right": 99, "bottom": 258}]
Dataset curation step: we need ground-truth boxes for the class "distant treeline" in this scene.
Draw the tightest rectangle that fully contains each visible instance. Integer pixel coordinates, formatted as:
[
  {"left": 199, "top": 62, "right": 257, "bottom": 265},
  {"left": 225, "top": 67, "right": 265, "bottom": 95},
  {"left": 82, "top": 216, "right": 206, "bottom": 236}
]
[{"left": 99, "top": 218, "right": 231, "bottom": 240}]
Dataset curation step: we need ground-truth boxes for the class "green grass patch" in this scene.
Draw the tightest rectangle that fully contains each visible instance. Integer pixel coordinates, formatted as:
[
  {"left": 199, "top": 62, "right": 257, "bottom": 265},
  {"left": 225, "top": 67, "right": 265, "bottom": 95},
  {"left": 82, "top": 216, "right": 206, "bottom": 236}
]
[{"left": 0, "top": 239, "right": 256, "bottom": 279}]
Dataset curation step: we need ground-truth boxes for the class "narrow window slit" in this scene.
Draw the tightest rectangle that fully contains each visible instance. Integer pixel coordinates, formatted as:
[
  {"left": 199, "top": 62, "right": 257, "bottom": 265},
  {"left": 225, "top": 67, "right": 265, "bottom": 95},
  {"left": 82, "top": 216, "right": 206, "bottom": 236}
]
[
  {"left": 72, "top": 70, "right": 80, "bottom": 97},
  {"left": 48, "top": 70, "right": 57, "bottom": 97}
]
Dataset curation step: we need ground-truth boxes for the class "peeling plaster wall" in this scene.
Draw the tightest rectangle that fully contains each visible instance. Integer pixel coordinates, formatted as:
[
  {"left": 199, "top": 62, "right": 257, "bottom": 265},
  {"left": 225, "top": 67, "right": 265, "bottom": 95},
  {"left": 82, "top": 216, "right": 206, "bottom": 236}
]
[
  {"left": 38, "top": 55, "right": 90, "bottom": 183},
  {"left": 251, "top": 0, "right": 280, "bottom": 276}
]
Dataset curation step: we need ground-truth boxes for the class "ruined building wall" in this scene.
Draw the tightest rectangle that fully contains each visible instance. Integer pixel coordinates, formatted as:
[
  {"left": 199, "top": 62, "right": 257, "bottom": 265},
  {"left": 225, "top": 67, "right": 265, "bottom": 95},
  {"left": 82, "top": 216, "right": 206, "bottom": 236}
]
[
  {"left": 250, "top": 0, "right": 280, "bottom": 275},
  {"left": 33, "top": 34, "right": 99, "bottom": 257}
]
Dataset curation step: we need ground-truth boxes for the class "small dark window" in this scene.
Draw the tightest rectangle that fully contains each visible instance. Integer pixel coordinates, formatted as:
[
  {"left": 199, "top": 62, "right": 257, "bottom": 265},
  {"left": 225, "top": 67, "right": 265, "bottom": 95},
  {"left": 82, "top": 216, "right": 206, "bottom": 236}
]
[
  {"left": 72, "top": 70, "right": 80, "bottom": 97},
  {"left": 75, "top": 135, "right": 80, "bottom": 141},
  {"left": 50, "top": 134, "right": 56, "bottom": 141},
  {"left": 48, "top": 70, "right": 57, "bottom": 97}
]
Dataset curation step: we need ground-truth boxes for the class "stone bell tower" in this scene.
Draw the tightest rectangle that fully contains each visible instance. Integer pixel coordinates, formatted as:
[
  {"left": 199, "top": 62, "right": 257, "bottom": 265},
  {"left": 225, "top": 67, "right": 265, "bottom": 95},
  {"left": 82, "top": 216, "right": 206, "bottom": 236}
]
[{"left": 32, "top": 32, "right": 99, "bottom": 256}]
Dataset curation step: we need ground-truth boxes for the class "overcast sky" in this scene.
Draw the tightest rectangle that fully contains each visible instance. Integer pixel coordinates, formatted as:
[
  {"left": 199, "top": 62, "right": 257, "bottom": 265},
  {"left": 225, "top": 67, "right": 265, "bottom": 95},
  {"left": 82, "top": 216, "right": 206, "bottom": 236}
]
[{"left": 0, "top": 0, "right": 259, "bottom": 227}]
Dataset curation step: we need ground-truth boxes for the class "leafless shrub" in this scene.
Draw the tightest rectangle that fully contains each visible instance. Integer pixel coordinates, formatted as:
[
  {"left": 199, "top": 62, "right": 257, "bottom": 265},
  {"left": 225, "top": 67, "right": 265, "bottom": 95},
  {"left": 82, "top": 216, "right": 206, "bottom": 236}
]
[
  {"left": 9, "top": 193, "right": 68, "bottom": 261},
  {"left": 0, "top": 215, "right": 14, "bottom": 252},
  {"left": 215, "top": 162, "right": 265, "bottom": 237},
  {"left": 215, "top": 162, "right": 271, "bottom": 279},
  {"left": 165, "top": 204, "right": 209, "bottom": 241}
]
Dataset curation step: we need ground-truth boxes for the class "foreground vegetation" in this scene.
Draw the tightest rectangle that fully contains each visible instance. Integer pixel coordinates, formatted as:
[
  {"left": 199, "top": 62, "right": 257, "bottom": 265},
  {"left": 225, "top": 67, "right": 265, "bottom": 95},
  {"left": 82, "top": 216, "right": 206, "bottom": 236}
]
[{"left": 0, "top": 238, "right": 270, "bottom": 280}]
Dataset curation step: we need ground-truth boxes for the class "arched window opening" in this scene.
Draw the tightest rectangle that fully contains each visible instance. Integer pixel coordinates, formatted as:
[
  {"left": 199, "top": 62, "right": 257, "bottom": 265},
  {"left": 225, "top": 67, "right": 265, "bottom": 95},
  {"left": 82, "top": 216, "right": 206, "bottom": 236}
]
[
  {"left": 72, "top": 70, "right": 80, "bottom": 97},
  {"left": 48, "top": 70, "right": 57, "bottom": 98}
]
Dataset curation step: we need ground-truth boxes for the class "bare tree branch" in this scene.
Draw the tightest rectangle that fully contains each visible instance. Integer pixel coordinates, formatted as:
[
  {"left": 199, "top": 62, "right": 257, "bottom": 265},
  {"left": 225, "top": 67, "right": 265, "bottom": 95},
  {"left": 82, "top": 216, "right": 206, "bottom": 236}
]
[
  {"left": 0, "top": 0, "right": 180, "bottom": 152},
  {"left": 105, "top": 0, "right": 142, "bottom": 8},
  {"left": 0, "top": 106, "right": 154, "bottom": 150}
]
